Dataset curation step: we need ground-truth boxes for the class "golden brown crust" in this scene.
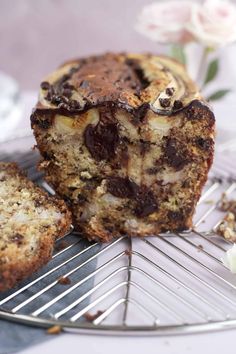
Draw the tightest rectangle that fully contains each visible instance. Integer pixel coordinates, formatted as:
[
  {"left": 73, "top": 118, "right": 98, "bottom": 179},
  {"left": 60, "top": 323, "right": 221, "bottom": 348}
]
[
  {"left": 31, "top": 53, "right": 205, "bottom": 126},
  {"left": 0, "top": 162, "right": 72, "bottom": 291}
]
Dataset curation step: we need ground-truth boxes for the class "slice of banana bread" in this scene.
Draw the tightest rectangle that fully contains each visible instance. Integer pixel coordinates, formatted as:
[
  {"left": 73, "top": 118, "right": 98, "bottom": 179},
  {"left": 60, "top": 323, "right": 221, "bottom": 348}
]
[
  {"left": 31, "top": 53, "right": 215, "bottom": 242},
  {"left": 0, "top": 162, "right": 71, "bottom": 291}
]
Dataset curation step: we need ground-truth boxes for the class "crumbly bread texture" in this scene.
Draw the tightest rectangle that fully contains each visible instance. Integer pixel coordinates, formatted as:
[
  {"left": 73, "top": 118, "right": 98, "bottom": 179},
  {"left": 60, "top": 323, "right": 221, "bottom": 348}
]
[
  {"left": 0, "top": 162, "right": 71, "bottom": 291},
  {"left": 31, "top": 53, "right": 215, "bottom": 242}
]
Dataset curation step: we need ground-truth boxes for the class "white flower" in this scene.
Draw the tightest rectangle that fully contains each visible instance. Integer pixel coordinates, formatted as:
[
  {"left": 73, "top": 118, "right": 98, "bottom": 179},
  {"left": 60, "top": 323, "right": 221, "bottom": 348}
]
[
  {"left": 135, "top": 1, "right": 194, "bottom": 44},
  {"left": 188, "top": 0, "right": 236, "bottom": 48}
]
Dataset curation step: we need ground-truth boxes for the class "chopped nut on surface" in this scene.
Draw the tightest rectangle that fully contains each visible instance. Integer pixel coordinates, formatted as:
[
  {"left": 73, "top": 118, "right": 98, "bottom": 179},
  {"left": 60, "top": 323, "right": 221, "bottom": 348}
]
[
  {"left": 197, "top": 244, "right": 204, "bottom": 252},
  {"left": 47, "top": 325, "right": 62, "bottom": 334},
  {"left": 217, "top": 194, "right": 236, "bottom": 242}
]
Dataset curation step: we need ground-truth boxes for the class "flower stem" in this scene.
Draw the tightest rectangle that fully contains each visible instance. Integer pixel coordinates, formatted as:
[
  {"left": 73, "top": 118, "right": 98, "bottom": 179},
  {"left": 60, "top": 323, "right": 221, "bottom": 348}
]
[
  {"left": 170, "top": 44, "right": 186, "bottom": 66},
  {"left": 196, "top": 47, "right": 211, "bottom": 89}
]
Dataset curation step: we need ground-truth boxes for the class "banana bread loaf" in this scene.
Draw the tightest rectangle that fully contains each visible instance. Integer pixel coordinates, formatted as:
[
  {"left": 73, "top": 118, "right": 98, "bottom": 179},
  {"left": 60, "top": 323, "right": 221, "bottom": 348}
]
[{"left": 31, "top": 53, "right": 215, "bottom": 242}]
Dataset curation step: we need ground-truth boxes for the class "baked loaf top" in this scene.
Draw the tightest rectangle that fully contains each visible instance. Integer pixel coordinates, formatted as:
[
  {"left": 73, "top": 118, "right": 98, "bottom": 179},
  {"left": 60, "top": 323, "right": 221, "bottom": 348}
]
[
  {"left": 31, "top": 53, "right": 215, "bottom": 242},
  {"left": 33, "top": 52, "right": 203, "bottom": 119},
  {"left": 0, "top": 163, "right": 71, "bottom": 291}
]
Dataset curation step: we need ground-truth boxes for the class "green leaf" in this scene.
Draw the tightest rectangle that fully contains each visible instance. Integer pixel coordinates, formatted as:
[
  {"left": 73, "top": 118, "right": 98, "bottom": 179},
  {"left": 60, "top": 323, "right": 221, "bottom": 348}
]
[
  {"left": 207, "top": 89, "right": 231, "bottom": 101},
  {"left": 170, "top": 45, "right": 186, "bottom": 65},
  {"left": 204, "top": 59, "right": 219, "bottom": 85}
]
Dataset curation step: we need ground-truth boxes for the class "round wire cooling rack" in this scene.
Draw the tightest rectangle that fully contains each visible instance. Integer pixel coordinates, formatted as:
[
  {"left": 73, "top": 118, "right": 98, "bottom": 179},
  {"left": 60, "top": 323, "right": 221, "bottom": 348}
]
[{"left": 1, "top": 133, "right": 236, "bottom": 336}]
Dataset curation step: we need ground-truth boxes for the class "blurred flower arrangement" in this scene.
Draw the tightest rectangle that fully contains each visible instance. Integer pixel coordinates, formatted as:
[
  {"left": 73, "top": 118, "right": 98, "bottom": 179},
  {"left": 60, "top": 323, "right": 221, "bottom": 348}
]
[{"left": 136, "top": 0, "right": 236, "bottom": 101}]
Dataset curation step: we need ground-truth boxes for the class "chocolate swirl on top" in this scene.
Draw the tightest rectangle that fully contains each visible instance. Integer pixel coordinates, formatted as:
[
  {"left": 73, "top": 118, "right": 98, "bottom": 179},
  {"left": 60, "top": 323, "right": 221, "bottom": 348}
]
[{"left": 34, "top": 53, "right": 205, "bottom": 119}]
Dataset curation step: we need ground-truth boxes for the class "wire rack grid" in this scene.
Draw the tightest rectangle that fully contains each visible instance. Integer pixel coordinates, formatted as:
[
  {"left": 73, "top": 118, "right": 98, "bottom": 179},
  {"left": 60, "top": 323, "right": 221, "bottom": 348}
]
[{"left": 0, "top": 134, "right": 236, "bottom": 336}]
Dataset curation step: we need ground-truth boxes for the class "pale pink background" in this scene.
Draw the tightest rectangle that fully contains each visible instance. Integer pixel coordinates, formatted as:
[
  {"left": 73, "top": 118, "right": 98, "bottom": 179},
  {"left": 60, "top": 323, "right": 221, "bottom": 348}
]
[{"left": 0, "top": 0, "right": 164, "bottom": 90}]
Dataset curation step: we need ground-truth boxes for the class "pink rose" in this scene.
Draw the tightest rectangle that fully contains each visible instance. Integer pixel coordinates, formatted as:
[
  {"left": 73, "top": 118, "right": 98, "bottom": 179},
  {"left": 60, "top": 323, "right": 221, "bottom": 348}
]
[
  {"left": 188, "top": 0, "right": 236, "bottom": 47},
  {"left": 135, "top": 1, "right": 194, "bottom": 44}
]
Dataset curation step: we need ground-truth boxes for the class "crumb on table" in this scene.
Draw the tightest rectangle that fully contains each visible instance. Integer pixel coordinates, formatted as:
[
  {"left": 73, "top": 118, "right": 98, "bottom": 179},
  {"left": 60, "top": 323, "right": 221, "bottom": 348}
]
[
  {"left": 84, "top": 310, "right": 104, "bottom": 322},
  {"left": 216, "top": 194, "right": 236, "bottom": 242},
  {"left": 58, "top": 276, "right": 71, "bottom": 285},
  {"left": 47, "top": 325, "right": 62, "bottom": 334}
]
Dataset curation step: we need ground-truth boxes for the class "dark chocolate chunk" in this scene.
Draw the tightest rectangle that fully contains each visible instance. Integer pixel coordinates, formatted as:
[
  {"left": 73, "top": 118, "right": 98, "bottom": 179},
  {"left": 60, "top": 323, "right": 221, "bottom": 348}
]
[
  {"left": 134, "top": 189, "right": 158, "bottom": 218},
  {"left": 107, "top": 177, "right": 138, "bottom": 198},
  {"left": 106, "top": 177, "right": 158, "bottom": 217},
  {"left": 164, "top": 138, "right": 189, "bottom": 171},
  {"left": 84, "top": 121, "right": 119, "bottom": 161}
]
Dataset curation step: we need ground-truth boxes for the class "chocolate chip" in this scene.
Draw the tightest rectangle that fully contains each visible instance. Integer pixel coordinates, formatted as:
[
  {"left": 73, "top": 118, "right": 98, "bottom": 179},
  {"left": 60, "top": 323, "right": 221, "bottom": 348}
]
[
  {"left": 10, "top": 233, "right": 24, "bottom": 246},
  {"left": 40, "top": 81, "right": 50, "bottom": 90},
  {"left": 173, "top": 100, "right": 183, "bottom": 110},
  {"left": 34, "top": 199, "right": 43, "bottom": 207},
  {"left": 166, "top": 87, "right": 175, "bottom": 96},
  {"left": 196, "top": 137, "right": 213, "bottom": 150},
  {"left": 168, "top": 210, "right": 184, "bottom": 221},
  {"left": 159, "top": 98, "right": 171, "bottom": 108}
]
